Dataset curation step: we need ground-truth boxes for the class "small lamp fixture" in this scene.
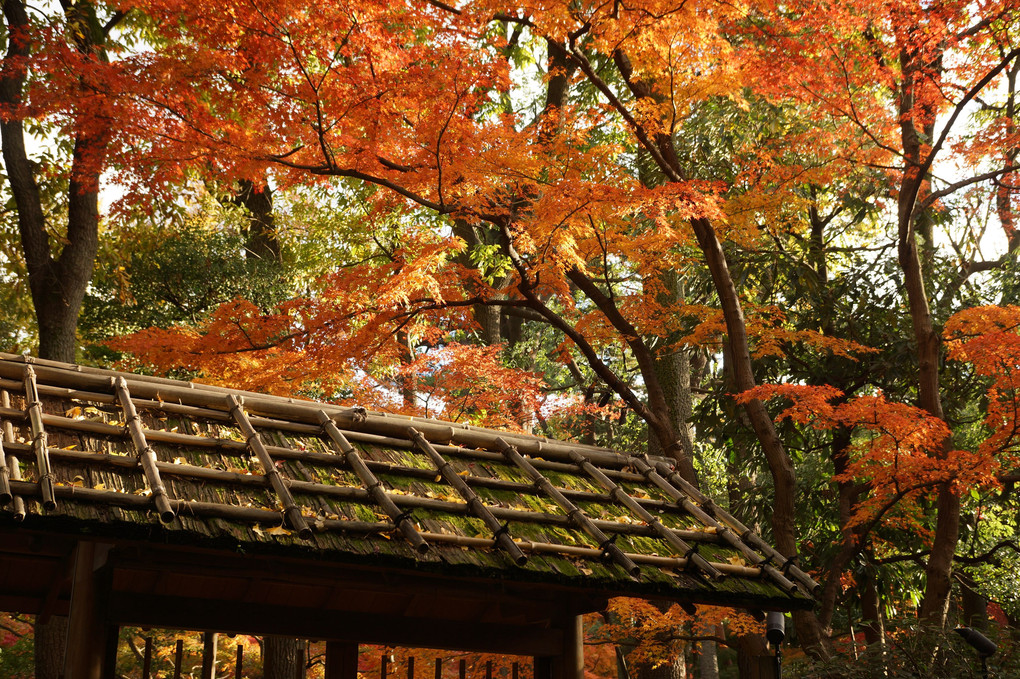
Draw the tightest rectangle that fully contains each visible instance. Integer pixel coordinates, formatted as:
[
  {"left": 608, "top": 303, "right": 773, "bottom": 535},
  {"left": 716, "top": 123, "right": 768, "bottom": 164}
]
[
  {"left": 955, "top": 627, "right": 996, "bottom": 679},
  {"left": 765, "top": 611, "right": 786, "bottom": 679}
]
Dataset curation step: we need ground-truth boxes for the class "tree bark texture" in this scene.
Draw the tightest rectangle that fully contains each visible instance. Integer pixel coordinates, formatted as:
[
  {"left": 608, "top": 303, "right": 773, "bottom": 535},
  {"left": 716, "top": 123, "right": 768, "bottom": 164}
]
[{"left": 264, "top": 636, "right": 305, "bottom": 679}]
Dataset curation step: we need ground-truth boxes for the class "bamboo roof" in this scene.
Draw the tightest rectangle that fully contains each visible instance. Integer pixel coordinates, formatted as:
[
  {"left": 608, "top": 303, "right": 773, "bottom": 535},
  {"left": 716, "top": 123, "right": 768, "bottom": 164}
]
[{"left": 0, "top": 353, "right": 817, "bottom": 612}]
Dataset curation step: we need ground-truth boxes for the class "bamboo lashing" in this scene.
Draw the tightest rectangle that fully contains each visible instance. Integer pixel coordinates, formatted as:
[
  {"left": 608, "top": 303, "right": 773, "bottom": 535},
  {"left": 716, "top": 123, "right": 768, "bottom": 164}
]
[
  {"left": 628, "top": 455, "right": 804, "bottom": 594},
  {"left": 114, "top": 378, "right": 176, "bottom": 523},
  {"left": 496, "top": 438, "right": 641, "bottom": 578},
  {"left": 0, "top": 391, "right": 25, "bottom": 520},
  {"left": 227, "top": 395, "right": 312, "bottom": 539},
  {"left": 409, "top": 427, "right": 527, "bottom": 566},
  {"left": 566, "top": 449, "right": 723, "bottom": 581},
  {"left": 644, "top": 457, "right": 819, "bottom": 593},
  {"left": 23, "top": 366, "right": 56, "bottom": 510},
  {"left": 318, "top": 411, "right": 429, "bottom": 554}
]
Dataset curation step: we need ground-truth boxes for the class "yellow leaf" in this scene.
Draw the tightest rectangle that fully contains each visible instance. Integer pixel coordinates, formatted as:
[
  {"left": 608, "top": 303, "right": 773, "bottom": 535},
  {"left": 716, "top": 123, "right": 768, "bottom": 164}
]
[
  {"left": 727, "top": 555, "right": 746, "bottom": 567},
  {"left": 266, "top": 525, "right": 292, "bottom": 536}
]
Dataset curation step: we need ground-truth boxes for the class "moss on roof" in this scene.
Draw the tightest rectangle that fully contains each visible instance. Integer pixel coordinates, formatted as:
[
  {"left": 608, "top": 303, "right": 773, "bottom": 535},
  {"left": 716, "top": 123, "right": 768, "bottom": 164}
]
[{"left": 0, "top": 354, "right": 817, "bottom": 610}]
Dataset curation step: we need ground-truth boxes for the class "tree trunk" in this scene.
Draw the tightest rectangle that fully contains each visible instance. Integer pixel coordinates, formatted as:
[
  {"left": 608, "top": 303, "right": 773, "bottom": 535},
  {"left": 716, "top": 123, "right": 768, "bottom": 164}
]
[
  {"left": 33, "top": 617, "right": 67, "bottom": 679},
  {"left": 235, "top": 178, "right": 282, "bottom": 265},
  {"left": 1, "top": 0, "right": 106, "bottom": 365},
  {"left": 264, "top": 636, "right": 305, "bottom": 679}
]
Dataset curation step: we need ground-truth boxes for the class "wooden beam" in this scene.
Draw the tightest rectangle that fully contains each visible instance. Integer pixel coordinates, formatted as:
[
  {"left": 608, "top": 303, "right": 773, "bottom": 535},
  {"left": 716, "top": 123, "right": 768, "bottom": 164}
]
[
  {"left": 108, "top": 594, "right": 563, "bottom": 655},
  {"left": 325, "top": 641, "right": 359, "bottom": 679}
]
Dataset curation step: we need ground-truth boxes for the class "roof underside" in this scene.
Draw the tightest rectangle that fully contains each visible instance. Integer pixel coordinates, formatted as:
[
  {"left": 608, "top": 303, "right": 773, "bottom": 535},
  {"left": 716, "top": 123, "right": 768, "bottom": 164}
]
[{"left": 0, "top": 354, "right": 817, "bottom": 612}]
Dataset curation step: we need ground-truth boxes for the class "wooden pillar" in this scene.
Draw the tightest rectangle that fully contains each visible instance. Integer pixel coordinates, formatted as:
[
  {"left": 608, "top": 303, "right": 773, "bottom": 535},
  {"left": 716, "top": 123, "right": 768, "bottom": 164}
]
[
  {"left": 325, "top": 641, "right": 359, "bottom": 679},
  {"left": 541, "top": 615, "right": 583, "bottom": 679},
  {"left": 64, "top": 541, "right": 113, "bottom": 679},
  {"left": 534, "top": 657, "right": 553, "bottom": 679},
  {"left": 202, "top": 632, "right": 218, "bottom": 679}
]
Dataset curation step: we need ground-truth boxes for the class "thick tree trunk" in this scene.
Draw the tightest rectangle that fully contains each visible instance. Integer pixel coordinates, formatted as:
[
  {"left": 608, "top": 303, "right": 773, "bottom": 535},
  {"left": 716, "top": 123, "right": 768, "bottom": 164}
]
[
  {"left": 33, "top": 617, "right": 67, "bottom": 679},
  {"left": 264, "top": 636, "right": 305, "bottom": 679},
  {"left": 235, "top": 178, "right": 282, "bottom": 264}
]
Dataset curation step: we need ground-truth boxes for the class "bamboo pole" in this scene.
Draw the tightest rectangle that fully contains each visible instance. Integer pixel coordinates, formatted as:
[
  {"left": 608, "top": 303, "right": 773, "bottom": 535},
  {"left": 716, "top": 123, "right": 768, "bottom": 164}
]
[
  {"left": 566, "top": 449, "right": 723, "bottom": 581},
  {"left": 23, "top": 366, "right": 56, "bottom": 510},
  {"left": 114, "top": 377, "right": 176, "bottom": 523},
  {"left": 227, "top": 395, "right": 312, "bottom": 539},
  {"left": 318, "top": 411, "right": 429, "bottom": 554},
  {"left": 497, "top": 438, "right": 640, "bottom": 578},
  {"left": 409, "top": 427, "right": 527, "bottom": 566},
  {"left": 0, "top": 391, "right": 24, "bottom": 520}
]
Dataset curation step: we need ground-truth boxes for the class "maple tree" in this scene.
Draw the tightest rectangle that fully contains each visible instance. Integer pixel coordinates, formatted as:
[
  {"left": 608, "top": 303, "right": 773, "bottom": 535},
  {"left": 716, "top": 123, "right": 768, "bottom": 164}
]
[{"left": 6, "top": 0, "right": 1020, "bottom": 674}]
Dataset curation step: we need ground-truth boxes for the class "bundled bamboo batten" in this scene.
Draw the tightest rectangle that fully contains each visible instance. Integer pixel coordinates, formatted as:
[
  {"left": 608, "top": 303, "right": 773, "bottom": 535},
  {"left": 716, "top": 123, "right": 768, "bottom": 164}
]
[
  {"left": 645, "top": 459, "right": 820, "bottom": 594},
  {"left": 409, "top": 427, "right": 527, "bottom": 566},
  {"left": 23, "top": 367, "right": 56, "bottom": 510},
  {"left": 566, "top": 449, "right": 724, "bottom": 581},
  {"left": 0, "top": 391, "right": 25, "bottom": 520},
  {"left": 630, "top": 456, "right": 803, "bottom": 594},
  {"left": 318, "top": 411, "right": 429, "bottom": 554},
  {"left": 228, "top": 396, "right": 312, "bottom": 540},
  {"left": 115, "top": 378, "right": 176, "bottom": 523},
  {"left": 497, "top": 438, "right": 640, "bottom": 579}
]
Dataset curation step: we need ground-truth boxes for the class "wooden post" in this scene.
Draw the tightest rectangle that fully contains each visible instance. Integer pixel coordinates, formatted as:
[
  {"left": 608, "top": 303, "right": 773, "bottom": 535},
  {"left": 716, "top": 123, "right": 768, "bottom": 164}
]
[
  {"left": 408, "top": 656, "right": 415, "bottom": 679},
  {"left": 325, "top": 642, "right": 359, "bottom": 679},
  {"left": 236, "top": 643, "right": 244, "bottom": 679},
  {"left": 381, "top": 652, "right": 389, "bottom": 679},
  {"left": 486, "top": 661, "right": 492, "bottom": 679},
  {"left": 561, "top": 615, "right": 584, "bottom": 679},
  {"left": 64, "top": 541, "right": 113, "bottom": 679},
  {"left": 173, "top": 639, "right": 184, "bottom": 679},
  {"left": 512, "top": 663, "right": 519, "bottom": 679},
  {"left": 533, "top": 657, "right": 552, "bottom": 679},
  {"left": 202, "top": 632, "right": 218, "bottom": 679},
  {"left": 142, "top": 637, "right": 153, "bottom": 679},
  {"left": 435, "top": 658, "right": 443, "bottom": 679},
  {"left": 459, "top": 659, "right": 466, "bottom": 679}
]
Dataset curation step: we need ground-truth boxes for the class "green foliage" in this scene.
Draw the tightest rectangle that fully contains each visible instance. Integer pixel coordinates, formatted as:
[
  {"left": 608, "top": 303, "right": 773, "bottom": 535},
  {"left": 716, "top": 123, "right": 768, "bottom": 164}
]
[{"left": 789, "top": 620, "right": 1020, "bottom": 678}]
